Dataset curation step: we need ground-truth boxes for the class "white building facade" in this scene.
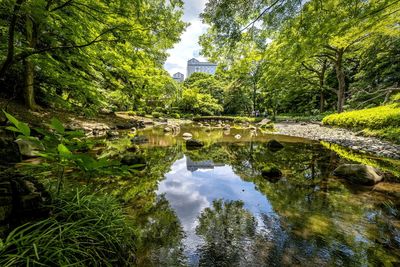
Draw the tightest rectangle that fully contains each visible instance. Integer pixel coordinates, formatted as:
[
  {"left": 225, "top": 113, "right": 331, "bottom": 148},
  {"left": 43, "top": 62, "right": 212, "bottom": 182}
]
[
  {"left": 172, "top": 72, "right": 184, "bottom": 82},
  {"left": 186, "top": 58, "right": 217, "bottom": 78}
]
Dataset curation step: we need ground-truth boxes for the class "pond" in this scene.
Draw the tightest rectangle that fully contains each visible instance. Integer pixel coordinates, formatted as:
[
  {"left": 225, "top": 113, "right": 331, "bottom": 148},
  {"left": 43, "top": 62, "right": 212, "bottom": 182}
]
[{"left": 103, "top": 125, "right": 400, "bottom": 266}]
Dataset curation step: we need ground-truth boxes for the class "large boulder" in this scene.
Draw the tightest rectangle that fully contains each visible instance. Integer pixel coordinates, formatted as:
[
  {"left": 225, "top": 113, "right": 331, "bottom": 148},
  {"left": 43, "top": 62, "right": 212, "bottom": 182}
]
[
  {"left": 333, "top": 164, "right": 383, "bottom": 185},
  {"left": 261, "top": 165, "right": 282, "bottom": 181},
  {"left": 267, "top": 139, "right": 283, "bottom": 152},
  {"left": 186, "top": 139, "right": 204, "bottom": 149},
  {"left": 0, "top": 170, "right": 50, "bottom": 229},
  {"left": 0, "top": 128, "right": 21, "bottom": 168}
]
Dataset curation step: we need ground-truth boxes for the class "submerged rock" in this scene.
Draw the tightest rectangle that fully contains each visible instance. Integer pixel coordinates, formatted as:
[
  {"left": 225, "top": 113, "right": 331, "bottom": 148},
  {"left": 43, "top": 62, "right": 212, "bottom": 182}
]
[
  {"left": 121, "top": 154, "right": 146, "bottom": 170},
  {"left": 333, "top": 164, "right": 383, "bottom": 185},
  {"left": 186, "top": 139, "right": 204, "bottom": 149},
  {"left": 267, "top": 139, "right": 284, "bottom": 152},
  {"left": 164, "top": 127, "right": 172, "bottom": 132},
  {"left": 234, "top": 134, "right": 241, "bottom": 139},
  {"left": 261, "top": 165, "right": 282, "bottom": 181}
]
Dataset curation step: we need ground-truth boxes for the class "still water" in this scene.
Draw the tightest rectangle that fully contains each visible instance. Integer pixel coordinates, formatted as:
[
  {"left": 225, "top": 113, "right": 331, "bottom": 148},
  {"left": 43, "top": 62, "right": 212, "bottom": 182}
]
[{"left": 105, "top": 126, "right": 400, "bottom": 266}]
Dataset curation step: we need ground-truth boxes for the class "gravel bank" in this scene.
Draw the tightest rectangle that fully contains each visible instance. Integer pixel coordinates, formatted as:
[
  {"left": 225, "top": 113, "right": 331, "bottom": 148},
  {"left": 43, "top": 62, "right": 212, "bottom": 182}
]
[{"left": 275, "top": 122, "right": 400, "bottom": 159}]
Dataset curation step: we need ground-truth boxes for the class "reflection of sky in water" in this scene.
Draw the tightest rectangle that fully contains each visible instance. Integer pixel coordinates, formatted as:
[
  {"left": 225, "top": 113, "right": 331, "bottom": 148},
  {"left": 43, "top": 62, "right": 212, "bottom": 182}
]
[{"left": 156, "top": 155, "right": 273, "bottom": 262}]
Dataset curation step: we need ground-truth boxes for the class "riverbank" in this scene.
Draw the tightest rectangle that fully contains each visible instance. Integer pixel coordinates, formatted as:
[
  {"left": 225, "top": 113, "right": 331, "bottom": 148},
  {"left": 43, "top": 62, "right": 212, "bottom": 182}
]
[{"left": 275, "top": 122, "right": 400, "bottom": 159}]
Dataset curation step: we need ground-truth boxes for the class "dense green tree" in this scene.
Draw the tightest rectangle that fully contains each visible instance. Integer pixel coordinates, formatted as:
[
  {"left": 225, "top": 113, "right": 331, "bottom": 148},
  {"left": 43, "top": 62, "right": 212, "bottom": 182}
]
[{"left": 0, "top": 0, "right": 186, "bottom": 111}]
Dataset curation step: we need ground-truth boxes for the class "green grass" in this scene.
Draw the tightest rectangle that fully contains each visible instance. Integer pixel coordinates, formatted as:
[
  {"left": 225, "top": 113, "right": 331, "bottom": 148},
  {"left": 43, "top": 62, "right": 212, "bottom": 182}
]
[
  {"left": 322, "top": 104, "right": 400, "bottom": 143},
  {"left": 0, "top": 189, "right": 136, "bottom": 266}
]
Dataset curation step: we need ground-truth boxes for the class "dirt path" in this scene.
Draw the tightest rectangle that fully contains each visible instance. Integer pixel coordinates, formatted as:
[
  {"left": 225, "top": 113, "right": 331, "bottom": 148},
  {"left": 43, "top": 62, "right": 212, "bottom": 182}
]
[{"left": 275, "top": 122, "right": 400, "bottom": 159}]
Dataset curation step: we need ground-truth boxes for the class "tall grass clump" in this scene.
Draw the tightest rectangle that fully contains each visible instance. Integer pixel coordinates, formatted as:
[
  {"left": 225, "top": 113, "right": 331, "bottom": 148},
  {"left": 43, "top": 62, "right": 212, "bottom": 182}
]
[{"left": 0, "top": 189, "right": 136, "bottom": 266}]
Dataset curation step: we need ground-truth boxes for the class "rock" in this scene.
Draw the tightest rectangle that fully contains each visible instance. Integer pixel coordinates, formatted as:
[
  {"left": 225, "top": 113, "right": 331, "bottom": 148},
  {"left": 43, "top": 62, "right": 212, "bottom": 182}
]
[
  {"left": 116, "top": 122, "right": 135, "bottom": 130},
  {"left": 234, "top": 134, "right": 241, "bottom": 139},
  {"left": 333, "top": 164, "right": 383, "bottom": 185},
  {"left": 183, "top": 133, "right": 193, "bottom": 138},
  {"left": 106, "top": 130, "right": 119, "bottom": 138},
  {"left": 267, "top": 139, "right": 284, "bottom": 152},
  {"left": 164, "top": 127, "right": 172, "bottom": 132},
  {"left": 15, "top": 138, "right": 45, "bottom": 157},
  {"left": 186, "top": 139, "right": 204, "bottom": 149},
  {"left": 249, "top": 126, "right": 257, "bottom": 130},
  {"left": 0, "top": 129, "right": 21, "bottom": 167},
  {"left": 0, "top": 170, "right": 50, "bottom": 226},
  {"left": 300, "top": 122, "right": 307, "bottom": 126},
  {"left": 126, "top": 145, "right": 138, "bottom": 153},
  {"left": 261, "top": 165, "right": 282, "bottom": 181},
  {"left": 121, "top": 154, "right": 146, "bottom": 170},
  {"left": 258, "top": 118, "right": 271, "bottom": 125},
  {"left": 204, "top": 123, "right": 210, "bottom": 127},
  {"left": 131, "top": 135, "right": 148, "bottom": 144},
  {"left": 223, "top": 124, "right": 230, "bottom": 130}
]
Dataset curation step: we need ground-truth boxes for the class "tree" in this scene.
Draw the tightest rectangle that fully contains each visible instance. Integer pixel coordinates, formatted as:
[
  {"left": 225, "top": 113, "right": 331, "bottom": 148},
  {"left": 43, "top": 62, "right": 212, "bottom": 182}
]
[{"left": 0, "top": 0, "right": 186, "bottom": 110}]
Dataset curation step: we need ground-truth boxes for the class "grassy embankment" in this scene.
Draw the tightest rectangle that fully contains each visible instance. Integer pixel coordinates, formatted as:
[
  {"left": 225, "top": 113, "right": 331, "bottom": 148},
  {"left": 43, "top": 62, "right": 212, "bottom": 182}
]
[{"left": 322, "top": 103, "right": 400, "bottom": 144}]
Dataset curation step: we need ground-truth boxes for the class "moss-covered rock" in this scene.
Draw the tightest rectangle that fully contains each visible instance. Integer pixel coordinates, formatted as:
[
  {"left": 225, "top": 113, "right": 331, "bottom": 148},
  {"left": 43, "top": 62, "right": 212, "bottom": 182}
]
[
  {"left": 261, "top": 165, "right": 282, "bottom": 181},
  {"left": 333, "top": 164, "right": 383, "bottom": 185}
]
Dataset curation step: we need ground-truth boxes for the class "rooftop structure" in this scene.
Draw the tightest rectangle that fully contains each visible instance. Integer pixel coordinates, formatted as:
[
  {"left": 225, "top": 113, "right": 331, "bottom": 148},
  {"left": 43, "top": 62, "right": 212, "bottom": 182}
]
[
  {"left": 172, "top": 72, "right": 184, "bottom": 82},
  {"left": 187, "top": 58, "right": 217, "bottom": 78}
]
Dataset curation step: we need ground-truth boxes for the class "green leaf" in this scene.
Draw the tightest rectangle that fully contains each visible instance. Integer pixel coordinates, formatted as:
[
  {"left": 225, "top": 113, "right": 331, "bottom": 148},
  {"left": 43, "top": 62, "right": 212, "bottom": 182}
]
[
  {"left": 18, "top": 122, "right": 31, "bottom": 137},
  {"left": 5, "top": 126, "right": 20, "bottom": 133},
  {"left": 50, "top": 118, "right": 65, "bottom": 134},
  {"left": 58, "top": 144, "right": 72, "bottom": 157},
  {"left": 3, "top": 110, "right": 19, "bottom": 127}
]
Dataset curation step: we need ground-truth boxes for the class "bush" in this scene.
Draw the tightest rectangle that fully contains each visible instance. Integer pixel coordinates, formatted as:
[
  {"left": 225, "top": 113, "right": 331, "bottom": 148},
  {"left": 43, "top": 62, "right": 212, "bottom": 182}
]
[
  {"left": 171, "top": 113, "right": 180, "bottom": 119},
  {"left": 322, "top": 104, "right": 400, "bottom": 143},
  {"left": 136, "top": 110, "right": 146, "bottom": 116},
  {"left": 0, "top": 190, "right": 136, "bottom": 266},
  {"left": 322, "top": 104, "right": 400, "bottom": 129},
  {"left": 151, "top": 111, "right": 163, "bottom": 118}
]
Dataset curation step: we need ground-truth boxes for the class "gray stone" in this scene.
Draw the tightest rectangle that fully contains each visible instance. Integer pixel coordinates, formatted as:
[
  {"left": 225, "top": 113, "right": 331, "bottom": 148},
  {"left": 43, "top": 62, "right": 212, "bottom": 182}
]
[
  {"left": 183, "top": 133, "right": 193, "bottom": 138},
  {"left": 333, "top": 164, "right": 383, "bottom": 185}
]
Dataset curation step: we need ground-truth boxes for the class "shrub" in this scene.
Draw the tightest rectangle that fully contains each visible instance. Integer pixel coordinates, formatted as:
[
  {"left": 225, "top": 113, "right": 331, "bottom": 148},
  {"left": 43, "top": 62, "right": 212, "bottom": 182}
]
[
  {"left": 136, "top": 109, "right": 146, "bottom": 117},
  {"left": 322, "top": 104, "right": 400, "bottom": 129},
  {"left": 171, "top": 113, "right": 180, "bottom": 119},
  {"left": 151, "top": 111, "right": 162, "bottom": 118},
  {"left": 322, "top": 104, "right": 400, "bottom": 143},
  {"left": 0, "top": 190, "right": 136, "bottom": 266}
]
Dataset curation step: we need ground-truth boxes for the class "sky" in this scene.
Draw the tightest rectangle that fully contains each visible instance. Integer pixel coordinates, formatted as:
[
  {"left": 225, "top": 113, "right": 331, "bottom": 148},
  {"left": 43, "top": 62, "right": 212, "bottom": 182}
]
[{"left": 164, "top": 0, "right": 209, "bottom": 77}]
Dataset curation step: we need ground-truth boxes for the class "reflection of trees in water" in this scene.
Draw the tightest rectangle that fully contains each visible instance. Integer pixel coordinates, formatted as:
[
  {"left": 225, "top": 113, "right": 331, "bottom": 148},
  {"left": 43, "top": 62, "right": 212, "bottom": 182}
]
[
  {"left": 185, "top": 143, "right": 400, "bottom": 266},
  {"left": 196, "top": 199, "right": 271, "bottom": 266},
  {"left": 135, "top": 195, "right": 188, "bottom": 266}
]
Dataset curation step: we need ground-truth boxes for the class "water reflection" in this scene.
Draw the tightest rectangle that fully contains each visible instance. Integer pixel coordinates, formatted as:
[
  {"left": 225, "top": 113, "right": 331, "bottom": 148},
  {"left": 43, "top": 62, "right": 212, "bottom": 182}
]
[{"left": 100, "top": 127, "right": 400, "bottom": 266}]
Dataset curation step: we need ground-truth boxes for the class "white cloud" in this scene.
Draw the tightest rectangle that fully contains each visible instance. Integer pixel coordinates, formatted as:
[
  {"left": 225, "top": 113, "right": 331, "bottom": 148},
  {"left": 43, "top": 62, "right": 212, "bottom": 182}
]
[{"left": 164, "top": 0, "right": 209, "bottom": 76}]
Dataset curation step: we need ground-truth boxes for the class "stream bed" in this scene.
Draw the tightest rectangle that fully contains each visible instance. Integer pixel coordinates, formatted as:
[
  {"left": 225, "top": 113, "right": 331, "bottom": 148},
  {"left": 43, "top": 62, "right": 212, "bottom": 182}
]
[{"left": 102, "top": 126, "right": 400, "bottom": 266}]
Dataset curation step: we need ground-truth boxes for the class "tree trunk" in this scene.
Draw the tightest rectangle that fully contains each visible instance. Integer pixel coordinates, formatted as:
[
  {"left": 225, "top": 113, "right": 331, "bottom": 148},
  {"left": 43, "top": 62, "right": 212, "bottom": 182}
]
[
  {"left": 335, "top": 49, "right": 345, "bottom": 113},
  {"left": 319, "top": 92, "right": 325, "bottom": 113},
  {"left": 24, "top": 16, "right": 38, "bottom": 110},
  {"left": 0, "top": 0, "right": 25, "bottom": 80},
  {"left": 319, "top": 59, "right": 327, "bottom": 113}
]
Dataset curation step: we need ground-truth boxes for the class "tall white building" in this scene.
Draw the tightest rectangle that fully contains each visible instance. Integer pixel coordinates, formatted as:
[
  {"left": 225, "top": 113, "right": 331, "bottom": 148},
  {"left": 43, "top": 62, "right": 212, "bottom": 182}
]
[
  {"left": 172, "top": 72, "right": 184, "bottom": 82},
  {"left": 186, "top": 58, "right": 217, "bottom": 78}
]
